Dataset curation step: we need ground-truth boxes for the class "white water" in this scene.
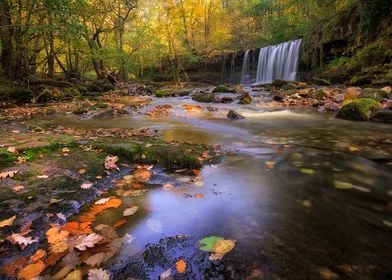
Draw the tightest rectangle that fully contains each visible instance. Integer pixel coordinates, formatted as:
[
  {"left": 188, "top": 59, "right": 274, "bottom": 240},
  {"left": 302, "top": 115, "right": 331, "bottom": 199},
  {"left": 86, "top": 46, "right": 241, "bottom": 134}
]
[
  {"left": 255, "top": 39, "right": 302, "bottom": 84},
  {"left": 241, "top": 50, "right": 251, "bottom": 85}
]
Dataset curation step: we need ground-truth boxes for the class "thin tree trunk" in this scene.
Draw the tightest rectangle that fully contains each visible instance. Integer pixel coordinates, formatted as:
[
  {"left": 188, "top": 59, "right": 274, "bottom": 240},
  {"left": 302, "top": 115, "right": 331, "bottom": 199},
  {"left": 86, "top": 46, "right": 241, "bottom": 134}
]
[{"left": 0, "top": 0, "right": 14, "bottom": 79}]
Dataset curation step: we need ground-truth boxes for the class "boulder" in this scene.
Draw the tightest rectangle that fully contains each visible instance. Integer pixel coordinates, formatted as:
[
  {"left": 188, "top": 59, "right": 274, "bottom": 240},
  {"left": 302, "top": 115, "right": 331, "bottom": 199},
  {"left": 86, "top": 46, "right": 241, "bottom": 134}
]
[
  {"left": 227, "top": 110, "right": 244, "bottom": 120},
  {"left": 239, "top": 92, "right": 252, "bottom": 104},
  {"left": 336, "top": 98, "right": 380, "bottom": 121},
  {"left": 191, "top": 92, "right": 216, "bottom": 103},
  {"left": 359, "top": 88, "right": 390, "bottom": 101},
  {"left": 312, "top": 89, "right": 328, "bottom": 100},
  {"left": 344, "top": 87, "right": 361, "bottom": 100},
  {"left": 272, "top": 92, "right": 285, "bottom": 102},
  {"left": 212, "top": 85, "right": 236, "bottom": 93},
  {"left": 220, "top": 97, "right": 234, "bottom": 103},
  {"left": 371, "top": 110, "right": 392, "bottom": 123},
  {"left": 271, "top": 79, "right": 288, "bottom": 88},
  {"left": 333, "top": 94, "right": 345, "bottom": 103}
]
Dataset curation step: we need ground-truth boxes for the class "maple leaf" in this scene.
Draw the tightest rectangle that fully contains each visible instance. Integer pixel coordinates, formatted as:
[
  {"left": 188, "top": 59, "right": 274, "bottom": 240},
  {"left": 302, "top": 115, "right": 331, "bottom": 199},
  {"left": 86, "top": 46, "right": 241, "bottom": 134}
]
[
  {"left": 30, "top": 249, "right": 46, "bottom": 262},
  {"left": 104, "top": 155, "right": 119, "bottom": 170},
  {"left": 0, "top": 170, "right": 18, "bottom": 179},
  {"left": 95, "top": 197, "right": 111, "bottom": 205},
  {"left": 123, "top": 206, "right": 139, "bottom": 217},
  {"left": 87, "top": 268, "right": 110, "bottom": 280},
  {"left": 74, "top": 233, "right": 103, "bottom": 251},
  {"left": 13, "top": 185, "right": 24, "bottom": 192},
  {"left": 176, "top": 259, "right": 187, "bottom": 273},
  {"left": 17, "top": 261, "right": 45, "bottom": 280},
  {"left": 7, "top": 233, "right": 39, "bottom": 249},
  {"left": 133, "top": 169, "right": 151, "bottom": 182},
  {"left": 7, "top": 146, "right": 18, "bottom": 153},
  {"left": 0, "top": 215, "right": 16, "bottom": 228},
  {"left": 81, "top": 182, "right": 93, "bottom": 189}
]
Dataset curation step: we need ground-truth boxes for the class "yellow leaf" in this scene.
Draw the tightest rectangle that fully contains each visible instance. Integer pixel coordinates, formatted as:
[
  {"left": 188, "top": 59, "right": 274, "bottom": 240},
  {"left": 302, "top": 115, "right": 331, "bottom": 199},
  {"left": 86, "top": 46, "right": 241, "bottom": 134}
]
[
  {"left": 30, "top": 249, "right": 46, "bottom": 262},
  {"left": 50, "top": 241, "right": 69, "bottom": 254},
  {"left": 212, "top": 239, "right": 236, "bottom": 255},
  {"left": 64, "top": 270, "right": 83, "bottom": 280},
  {"left": 175, "top": 259, "right": 187, "bottom": 273},
  {"left": 0, "top": 215, "right": 16, "bottom": 228},
  {"left": 17, "top": 260, "right": 45, "bottom": 280}
]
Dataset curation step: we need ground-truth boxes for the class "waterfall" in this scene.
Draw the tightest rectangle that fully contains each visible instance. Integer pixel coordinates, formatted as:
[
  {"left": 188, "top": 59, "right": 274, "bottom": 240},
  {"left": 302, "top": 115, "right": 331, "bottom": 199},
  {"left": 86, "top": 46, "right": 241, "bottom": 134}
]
[
  {"left": 220, "top": 55, "right": 227, "bottom": 84},
  {"left": 241, "top": 50, "right": 250, "bottom": 85},
  {"left": 229, "top": 53, "right": 236, "bottom": 84},
  {"left": 255, "top": 39, "right": 302, "bottom": 84}
]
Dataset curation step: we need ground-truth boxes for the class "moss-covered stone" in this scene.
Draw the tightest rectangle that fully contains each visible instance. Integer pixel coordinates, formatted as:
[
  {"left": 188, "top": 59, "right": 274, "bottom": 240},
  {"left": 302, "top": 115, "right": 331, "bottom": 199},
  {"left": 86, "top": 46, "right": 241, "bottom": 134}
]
[
  {"left": 359, "top": 88, "right": 390, "bottom": 101},
  {"left": 192, "top": 92, "right": 216, "bottom": 103},
  {"left": 239, "top": 93, "right": 252, "bottom": 104},
  {"left": 310, "top": 77, "right": 331, "bottom": 86},
  {"left": 271, "top": 79, "right": 288, "bottom": 88},
  {"left": 371, "top": 110, "right": 392, "bottom": 123},
  {"left": 155, "top": 89, "right": 173, "bottom": 98},
  {"left": 212, "top": 85, "right": 236, "bottom": 93},
  {"left": 336, "top": 98, "right": 380, "bottom": 121},
  {"left": 312, "top": 90, "right": 328, "bottom": 100}
]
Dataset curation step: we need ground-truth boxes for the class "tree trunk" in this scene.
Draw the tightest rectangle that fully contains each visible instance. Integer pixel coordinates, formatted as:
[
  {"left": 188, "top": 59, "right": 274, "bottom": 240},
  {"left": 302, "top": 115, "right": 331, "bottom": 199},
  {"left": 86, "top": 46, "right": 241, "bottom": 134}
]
[{"left": 0, "top": 0, "right": 14, "bottom": 79}]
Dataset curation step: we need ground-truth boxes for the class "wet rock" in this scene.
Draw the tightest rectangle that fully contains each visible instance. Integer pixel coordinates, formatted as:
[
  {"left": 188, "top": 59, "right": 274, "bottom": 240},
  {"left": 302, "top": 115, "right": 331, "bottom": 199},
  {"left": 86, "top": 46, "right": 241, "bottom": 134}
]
[
  {"left": 239, "top": 92, "right": 252, "bottom": 104},
  {"left": 206, "top": 106, "right": 218, "bottom": 112},
  {"left": 73, "top": 108, "right": 88, "bottom": 115},
  {"left": 312, "top": 89, "right": 328, "bottom": 100},
  {"left": 220, "top": 97, "right": 234, "bottom": 103},
  {"left": 359, "top": 88, "right": 390, "bottom": 101},
  {"left": 272, "top": 92, "right": 285, "bottom": 102},
  {"left": 343, "top": 87, "right": 361, "bottom": 100},
  {"left": 95, "top": 79, "right": 115, "bottom": 92},
  {"left": 371, "top": 110, "right": 392, "bottom": 123},
  {"left": 93, "top": 108, "right": 128, "bottom": 119},
  {"left": 333, "top": 94, "right": 345, "bottom": 103},
  {"left": 382, "top": 86, "right": 392, "bottom": 94},
  {"left": 227, "top": 110, "right": 244, "bottom": 120},
  {"left": 271, "top": 79, "right": 288, "bottom": 88},
  {"left": 311, "top": 77, "right": 331, "bottom": 86},
  {"left": 336, "top": 98, "right": 380, "bottom": 121},
  {"left": 212, "top": 85, "right": 236, "bottom": 93},
  {"left": 192, "top": 92, "right": 216, "bottom": 103},
  {"left": 282, "top": 83, "right": 298, "bottom": 90}
]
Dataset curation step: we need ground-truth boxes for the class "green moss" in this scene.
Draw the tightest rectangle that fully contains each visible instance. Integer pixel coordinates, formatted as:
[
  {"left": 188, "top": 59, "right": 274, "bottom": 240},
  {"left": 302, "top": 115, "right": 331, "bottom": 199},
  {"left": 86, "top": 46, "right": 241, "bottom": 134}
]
[
  {"left": 359, "top": 88, "right": 390, "bottom": 101},
  {"left": 92, "top": 102, "right": 109, "bottom": 109},
  {"left": 155, "top": 89, "right": 173, "bottom": 98},
  {"left": 336, "top": 98, "right": 380, "bottom": 121},
  {"left": 192, "top": 92, "right": 216, "bottom": 103},
  {"left": 0, "top": 150, "right": 18, "bottom": 168},
  {"left": 312, "top": 90, "right": 327, "bottom": 100},
  {"left": 212, "top": 85, "right": 236, "bottom": 93}
]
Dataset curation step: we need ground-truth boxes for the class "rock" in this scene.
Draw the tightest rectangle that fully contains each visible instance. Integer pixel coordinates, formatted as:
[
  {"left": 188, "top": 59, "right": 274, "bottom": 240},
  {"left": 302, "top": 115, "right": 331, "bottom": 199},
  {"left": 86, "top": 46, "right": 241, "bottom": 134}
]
[
  {"left": 95, "top": 79, "right": 115, "bottom": 92},
  {"left": 371, "top": 110, "right": 392, "bottom": 123},
  {"left": 191, "top": 92, "right": 216, "bottom": 103},
  {"left": 271, "top": 79, "right": 288, "bottom": 88},
  {"left": 311, "top": 77, "right": 331, "bottom": 86},
  {"left": 312, "top": 89, "right": 328, "bottom": 100},
  {"left": 359, "top": 88, "right": 390, "bottom": 101},
  {"left": 381, "top": 86, "right": 392, "bottom": 95},
  {"left": 296, "top": 82, "right": 308, "bottom": 89},
  {"left": 155, "top": 89, "right": 173, "bottom": 97},
  {"left": 239, "top": 92, "right": 252, "bottom": 104},
  {"left": 93, "top": 109, "right": 128, "bottom": 119},
  {"left": 212, "top": 85, "right": 236, "bottom": 93},
  {"left": 333, "top": 94, "right": 345, "bottom": 103},
  {"left": 73, "top": 108, "right": 88, "bottom": 115},
  {"left": 227, "top": 110, "right": 244, "bottom": 120},
  {"left": 220, "top": 97, "right": 234, "bottom": 103},
  {"left": 336, "top": 98, "right": 380, "bottom": 121},
  {"left": 323, "top": 101, "right": 341, "bottom": 111},
  {"left": 348, "top": 75, "right": 372, "bottom": 86},
  {"left": 298, "top": 89, "right": 312, "bottom": 97},
  {"left": 206, "top": 106, "right": 218, "bottom": 112},
  {"left": 282, "top": 83, "right": 298, "bottom": 90}
]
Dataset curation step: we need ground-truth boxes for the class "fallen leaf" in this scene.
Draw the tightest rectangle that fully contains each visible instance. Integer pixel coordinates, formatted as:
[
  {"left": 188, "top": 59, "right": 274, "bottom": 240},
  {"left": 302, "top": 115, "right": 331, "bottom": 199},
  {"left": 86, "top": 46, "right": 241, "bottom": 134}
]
[
  {"left": 79, "top": 198, "right": 122, "bottom": 223},
  {"left": 133, "top": 169, "right": 151, "bottom": 182},
  {"left": 383, "top": 220, "right": 392, "bottom": 227},
  {"left": 113, "top": 219, "right": 127, "bottom": 228},
  {"left": 334, "top": 180, "right": 354, "bottom": 190},
  {"left": 94, "top": 224, "right": 118, "bottom": 239},
  {"left": 78, "top": 168, "right": 87, "bottom": 175},
  {"left": 319, "top": 267, "right": 339, "bottom": 280},
  {"left": 7, "top": 146, "right": 18, "bottom": 153},
  {"left": 123, "top": 206, "right": 139, "bottom": 217},
  {"left": 175, "top": 259, "right": 187, "bottom": 273},
  {"left": 37, "top": 174, "right": 49, "bottom": 179},
  {"left": 95, "top": 197, "right": 112, "bottom": 205},
  {"left": 81, "top": 182, "right": 93, "bottom": 189},
  {"left": 353, "top": 186, "right": 371, "bottom": 193},
  {"left": 50, "top": 241, "right": 69, "bottom": 254},
  {"left": 62, "top": 147, "right": 70, "bottom": 153},
  {"left": 192, "top": 169, "right": 201, "bottom": 176},
  {"left": 163, "top": 183, "right": 174, "bottom": 190},
  {"left": 87, "top": 268, "right": 110, "bottom": 280},
  {"left": 46, "top": 227, "right": 69, "bottom": 244},
  {"left": 15, "top": 156, "right": 26, "bottom": 164},
  {"left": 62, "top": 222, "right": 93, "bottom": 235},
  {"left": 265, "top": 161, "right": 275, "bottom": 169},
  {"left": 213, "top": 239, "right": 236, "bottom": 255},
  {"left": 104, "top": 155, "right": 119, "bottom": 170},
  {"left": 348, "top": 146, "right": 360, "bottom": 152},
  {"left": 17, "top": 261, "right": 45, "bottom": 280},
  {"left": 84, "top": 252, "right": 113, "bottom": 267},
  {"left": 0, "top": 215, "right": 16, "bottom": 228},
  {"left": 160, "top": 268, "right": 172, "bottom": 280},
  {"left": 0, "top": 170, "right": 18, "bottom": 179},
  {"left": 0, "top": 257, "right": 27, "bottom": 277},
  {"left": 64, "top": 270, "right": 83, "bottom": 280},
  {"left": 13, "top": 185, "right": 24, "bottom": 192},
  {"left": 300, "top": 168, "right": 315, "bottom": 175},
  {"left": 194, "top": 193, "right": 205, "bottom": 199},
  {"left": 199, "top": 236, "right": 224, "bottom": 252},
  {"left": 122, "top": 189, "right": 148, "bottom": 197},
  {"left": 302, "top": 200, "right": 312, "bottom": 207},
  {"left": 30, "top": 249, "right": 46, "bottom": 262},
  {"left": 50, "top": 198, "right": 64, "bottom": 204},
  {"left": 7, "top": 233, "right": 39, "bottom": 249},
  {"left": 73, "top": 233, "right": 103, "bottom": 251},
  {"left": 123, "top": 233, "right": 135, "bottom": 244}
]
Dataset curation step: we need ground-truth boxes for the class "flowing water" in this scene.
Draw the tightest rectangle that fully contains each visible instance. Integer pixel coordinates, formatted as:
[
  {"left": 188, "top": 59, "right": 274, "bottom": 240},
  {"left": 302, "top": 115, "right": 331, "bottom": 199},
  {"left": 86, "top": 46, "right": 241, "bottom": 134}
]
[{"left": 53, "top": 90, "right": 392, "bottom": 279}]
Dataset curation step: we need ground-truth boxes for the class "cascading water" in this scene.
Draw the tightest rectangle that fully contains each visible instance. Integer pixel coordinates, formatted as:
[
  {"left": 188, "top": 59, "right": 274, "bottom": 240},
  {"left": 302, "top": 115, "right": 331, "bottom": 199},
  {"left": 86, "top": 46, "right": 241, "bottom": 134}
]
[
  {"left": 229, "top": 53, "right": 236, "bottom": 84},
  {"left": 255, "top": 39, "right": 302, "bottom": 84},
  {"left": 241, "top": 50, "right": 250, "bottom": 85}
]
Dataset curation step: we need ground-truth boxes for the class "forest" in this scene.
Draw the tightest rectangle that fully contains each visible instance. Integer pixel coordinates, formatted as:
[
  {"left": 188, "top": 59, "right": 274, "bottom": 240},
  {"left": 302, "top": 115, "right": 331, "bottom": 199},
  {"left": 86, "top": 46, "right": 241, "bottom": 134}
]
[{"left": 0, "top": 1, "right": 391, "bottom": 280}]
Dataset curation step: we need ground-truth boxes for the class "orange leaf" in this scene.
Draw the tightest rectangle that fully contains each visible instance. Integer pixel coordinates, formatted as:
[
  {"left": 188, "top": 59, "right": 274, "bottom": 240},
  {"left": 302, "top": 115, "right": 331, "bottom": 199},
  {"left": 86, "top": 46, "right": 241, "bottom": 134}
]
[
  {"left": 194, "top": 194, "right": 204, "bottom": 199},
  {"left": 30, "top": 249, "right": 46, "bottom": 262},
  {"left": 192, "top": 169, "right": 201, "bottom": 176},
  {"left": 46, "top": 227, "right": 69, "bottom": 244},
  {"left": 0, "top": 170, "right": 18, "bottom": 179},
  {"left": 113, "top": 219, "right": 127, "bottom": 228},
  {"left": 63, "top": 222, "right": 93, "bottom": 235},
  {"left": 175, "top": 259, "right": 187, "bottom": 273},
  {"left": 79, "top": 198, "right": 122, "bottom": 223},
  {"left": 133, "top": 169, "right": 151, "bottom": 182},
  {"left": 0, "top": 257, "right": 27, "bottom": 276},
  {"left": 17, "top": 261, "right": 45, "bottom": 280}
]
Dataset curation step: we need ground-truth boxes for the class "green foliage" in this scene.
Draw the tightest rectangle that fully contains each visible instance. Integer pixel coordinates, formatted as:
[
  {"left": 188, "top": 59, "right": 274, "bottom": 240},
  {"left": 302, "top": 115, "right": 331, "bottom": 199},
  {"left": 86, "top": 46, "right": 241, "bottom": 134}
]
[
  {"left": 336, "top": 98, "right": 379, "bottom": 121},
  {"left": 328, "top": 56, "right": 351, "bottom": 67},
  {"left": 192, "top": 92, "right": 216, "bottom": 103},
  {"left": 199, "top": 236, "right": 224, "bottom": 252}
]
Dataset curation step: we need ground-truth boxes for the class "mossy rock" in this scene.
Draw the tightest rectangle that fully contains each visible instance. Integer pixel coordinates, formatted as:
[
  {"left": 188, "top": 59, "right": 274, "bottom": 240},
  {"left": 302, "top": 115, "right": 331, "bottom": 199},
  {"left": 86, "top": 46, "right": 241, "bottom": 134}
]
[
  {"left": 175, "top": 90, "right": 192, "bottom": 97},
  {"left": 271, "top": 79, "right": 288, "bottom": 88},
  {"left": 239, "top": 93, "right": 252, "bottom": 104},
  {"left": 212, "top": 85, "right": 236, "bottom": 93},
  {"left": 359, "top": 88, "right": 390, "bottom": 101},
  {"left": 92, "top": 102, "right": 109, "bottom": 109},
  {"left": 336, "top": 98, "right": 380, "bottom": 121},
  {"left": 282, "top": 83, "right": 298, "bottom": 90},
  {"left": 192, "top": 92, "right": 216, "bottom": 103},
  {"left": 348, "top": 75, "right": 373, "bottom": 86},
  {"left": 312, "top": 90, "right": 328, "bottom": 100},
  {"left": 0, "top": 87, "right": 34, "bottom": 104},
  {"left": 371, "top": 110, "right": 392, "bottom": 123},
  {"left": 155, "top": 89, "right": 173, "bottom": 98},
  {"left": 94, "top": 79, "right": 115, "bottom": 92}
]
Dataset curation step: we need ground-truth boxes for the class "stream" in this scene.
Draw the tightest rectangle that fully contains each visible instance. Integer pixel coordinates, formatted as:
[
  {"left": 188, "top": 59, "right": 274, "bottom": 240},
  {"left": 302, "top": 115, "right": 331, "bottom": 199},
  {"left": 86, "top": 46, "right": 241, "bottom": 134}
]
[{"left": 48, "top": 89, "right": 392, "bottom": 279}]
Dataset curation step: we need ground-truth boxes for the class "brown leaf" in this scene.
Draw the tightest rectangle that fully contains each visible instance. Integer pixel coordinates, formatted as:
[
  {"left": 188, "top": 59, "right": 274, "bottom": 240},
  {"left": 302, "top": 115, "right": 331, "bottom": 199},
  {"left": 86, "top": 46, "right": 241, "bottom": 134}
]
[
  {"left": 7, "top": 146, "right": 18, "bottom": 153},
  {"left": 62, "top": 221, "right": 93, "bottom": 235},
  {"left": 0, "top": 215, "right": 16, "bottom": 228},
  {"left": 17, "top": 261, "right": 45, "bottom": 280},
  {"left": 0, "top": 170, "right": 18, "bottom": 179},
  {"left": 46, "top": 227, "right": 69, "bottom": 244},
  {"left": 133, "top": 169, "right": 151, "bottom": 182},
  {"left": 84, "top": 252, "right": 114, "bottom": 267},
  {"left": 78, "top": 168, "right": 87, "bottom": 175},
  {"left": 7, "top": 233, "right": 39, "bottom": 249},
  {"left": 112, "top": 219, "right": 127, "bottom": 228},
  {"left": 123, "top": 206, "right": 139, "bottom": 217},
  {"left": 194, "top": 194, "right": 205, "bottom": 199},
  {"left": 64, "top": 270, "right": 83, "bottom": 280},
  {"left": 104, "top": 155, "right": 119, "bottom": 170},
  {"left": 13, "top": 185, "right": 24, "bottom": 192},
  {"left": 0, "top": 257, "right": 27, "bottom": 276}
]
